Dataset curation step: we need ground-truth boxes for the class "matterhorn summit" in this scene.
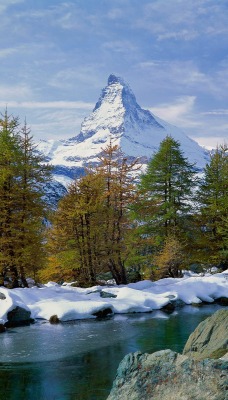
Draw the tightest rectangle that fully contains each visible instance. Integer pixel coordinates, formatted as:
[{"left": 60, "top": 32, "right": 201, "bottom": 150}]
[
  {"left": 38, "top": 74, "right": 209, "bottom": 186},
  {"left": 78, "top": 73, "right": 164, "bottom": 149}
]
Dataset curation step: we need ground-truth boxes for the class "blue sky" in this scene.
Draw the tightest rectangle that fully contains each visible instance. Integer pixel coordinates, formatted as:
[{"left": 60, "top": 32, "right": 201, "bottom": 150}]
[{"left": 0, "top": 0, "right": 227, "bottom": 149}]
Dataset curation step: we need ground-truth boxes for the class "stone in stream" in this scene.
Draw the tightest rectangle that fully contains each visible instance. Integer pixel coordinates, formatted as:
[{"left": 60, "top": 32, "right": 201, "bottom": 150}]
[
  {"left": 107, "top": 309, "right": 228, "bottom": 400},
  {"left": 92, "top": 307, "right": 113, "bottom": 318},
  {"left": 5, "top": 306, "right": 32, "bottom": 328},
  {"left": 49, "top": 315, "right": 60, "bottom": 324}
]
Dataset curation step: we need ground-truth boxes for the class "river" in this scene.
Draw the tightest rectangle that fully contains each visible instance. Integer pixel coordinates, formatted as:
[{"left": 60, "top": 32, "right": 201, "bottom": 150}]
[{"left": 0, "top": 304, "right": 224, "bottom": 400}]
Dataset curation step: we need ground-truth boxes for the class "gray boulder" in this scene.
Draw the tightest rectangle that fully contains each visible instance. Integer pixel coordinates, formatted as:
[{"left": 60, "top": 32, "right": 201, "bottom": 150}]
[
  {"left": 100, "top": 291, "right": 117, "bottom": 298},
  {"left": 5, "top": 306, "right": 32, "bottom": 327},
  {"left": 107, "top": 349, "right": 228, "bottom": 400},
  {"left": 107, "top": 309, "right": 228, "bottom": 400},
  {"left": 183, "top": 309, "right": 228, "bottom": 360}
]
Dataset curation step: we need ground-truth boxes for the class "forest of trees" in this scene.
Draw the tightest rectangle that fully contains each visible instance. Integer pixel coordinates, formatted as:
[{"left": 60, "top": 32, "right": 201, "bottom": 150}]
[
  {"left": 0, "top": 111, "right": 227, "bottom": 287},
  {"left": 0, "top": 111, "right": 51, "bottom": 287}
]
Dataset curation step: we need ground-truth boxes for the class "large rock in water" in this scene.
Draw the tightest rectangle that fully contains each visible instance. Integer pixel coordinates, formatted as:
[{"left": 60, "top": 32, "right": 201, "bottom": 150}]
[
  {"left": 107, "top": 350, "right": 227, "bottom": 400},
  {"left": 183, "top": 309, "right": 228, "bottom": 360},
  {"left": 107, "top": 309, "right": 228, "bottom": 400}
]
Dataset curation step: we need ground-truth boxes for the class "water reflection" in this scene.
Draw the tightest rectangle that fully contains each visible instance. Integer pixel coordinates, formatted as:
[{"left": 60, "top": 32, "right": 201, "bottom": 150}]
[{"left": 0, "top": 304, "right": 224, "bottom": 400}]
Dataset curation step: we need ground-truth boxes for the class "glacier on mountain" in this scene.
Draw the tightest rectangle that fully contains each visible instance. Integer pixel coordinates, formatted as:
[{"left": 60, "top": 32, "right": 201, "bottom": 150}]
[{"left": 37, "top": 74, "right": 209, "bottom": 189}]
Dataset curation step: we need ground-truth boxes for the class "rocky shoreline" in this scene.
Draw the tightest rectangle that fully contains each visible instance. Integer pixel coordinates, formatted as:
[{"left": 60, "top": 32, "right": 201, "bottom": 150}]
[{"left": 107, "top": 309, "right": 228, "bottom": 400}]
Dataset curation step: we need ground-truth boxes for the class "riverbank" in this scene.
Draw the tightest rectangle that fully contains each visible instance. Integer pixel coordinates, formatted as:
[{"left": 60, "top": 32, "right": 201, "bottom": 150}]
[
  {"left": 0, "top": 305, "right": 225, "bottom": 400},
  {"left": 0, "top": 270, "right": 227, "bottom": 326}
]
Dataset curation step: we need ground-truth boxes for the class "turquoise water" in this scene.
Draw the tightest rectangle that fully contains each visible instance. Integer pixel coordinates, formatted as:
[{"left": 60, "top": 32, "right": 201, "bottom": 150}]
[{"left": 0, "top": 304, "right": 224, "bottom": 400}]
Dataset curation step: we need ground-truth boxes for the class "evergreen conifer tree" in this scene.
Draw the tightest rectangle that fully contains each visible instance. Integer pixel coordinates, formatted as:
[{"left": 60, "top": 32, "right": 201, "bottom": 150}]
[
  {"left": 196, "top": 144, "right": 228, "bottom": 268},
  {"left": 134, "top": 135, "right": 197, "bottom": 277},
  {"left": 139, "top": 136, "right": 196, "bottom": 237}
]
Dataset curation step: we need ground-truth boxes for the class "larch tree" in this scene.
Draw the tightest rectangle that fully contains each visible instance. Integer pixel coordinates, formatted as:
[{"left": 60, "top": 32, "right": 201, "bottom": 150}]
[
  {"left": 0, "top": 111, "right": 22, "bottom": 286},
  {"left": 47, "top": 141, "right": 141, "bottom": 285},
  {"left": 47, "top": 171, "right": 106, "bottom": 285},
  {"left": 97, "top": 142, "right": 141, "bottom": 284},
  {"left": 0, "top": 111, "right": 51, "bottom": 287},
  {"left": 16, "top": 121, "right": 52, "bottom": 284}
]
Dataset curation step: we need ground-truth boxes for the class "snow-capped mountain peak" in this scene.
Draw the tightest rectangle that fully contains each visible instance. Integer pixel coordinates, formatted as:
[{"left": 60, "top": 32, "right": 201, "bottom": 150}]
[
  {"left": 78, "top": 74, "right": 164, "bottom": 145},
  {"left": 37, "top": 74, "right": 209, "bottom": 190}
]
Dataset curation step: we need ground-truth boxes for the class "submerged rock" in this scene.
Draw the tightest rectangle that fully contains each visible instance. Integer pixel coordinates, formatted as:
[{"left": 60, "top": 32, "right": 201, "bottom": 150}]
[
  {"left": 0, "top": 324, "right": 6, "bottom": 333},
  {"left": 107, "top": 349, "right": 228, "bottom": 400},
  {"left": 215, "top": 297, "right": 228, "bottom": 306},
  {"left": 92, "top": 307, "right": 113, "bottom": 318},
  {"left": 183, "top": 309, "right": 228, "bottom": 360}
]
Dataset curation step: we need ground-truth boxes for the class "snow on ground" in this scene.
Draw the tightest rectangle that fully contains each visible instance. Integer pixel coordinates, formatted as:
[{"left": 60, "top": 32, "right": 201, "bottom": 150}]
[{"left": 0, "top": 271, "right": 227, "bottom": 324}]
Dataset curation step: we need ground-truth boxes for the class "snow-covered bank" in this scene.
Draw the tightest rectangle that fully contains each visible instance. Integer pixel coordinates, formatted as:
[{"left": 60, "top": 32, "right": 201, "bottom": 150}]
[{"left": 0, "top": 271, "right": 227, "bottom": 325}]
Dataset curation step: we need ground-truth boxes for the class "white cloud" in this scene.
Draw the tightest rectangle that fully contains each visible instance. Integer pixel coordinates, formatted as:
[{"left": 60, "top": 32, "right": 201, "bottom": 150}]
[
  {"left": 138, "top": 60, "right": 161, "bottom": 68},
  {"left": 47, "top": 3, "right": 102, "bottom": 32},
  {"left": 0, "top": 84, "right": 32, "bottom": 101},
  {"left": 103, "top": 40, "right": 137, "bottom": 53},
  {"left": 107, "top": 8, "right": 123, "bottom": 20},
  {"left": 147, "top": 96, "right": 228, "bottom": 150},
  {"left": 135, "top": 0, "right": 228, "bottom": 42},
  {"left": 202, "top": 109, "right": 228, "bottom": 116},
  {"left": 48, "top": 66, "right": 105, "bottom": 91},
  {"left": 0, "top": 47, "right": 19, "bottom": 58},
  {"left": 0, "top": 101, "right": 94, "bottom": 110},
  {"left": 28, "top": 109, "right": 87, "bottom": 139},
  {"left": 137, "top": 59, "right": 223, "bottom": 97},
  {"left": 194, "top": 136, "right": 227, "bottom": 150},
  {"left": 0, "top": 0, "right": 24, "bottom": 13},
  {"left": 157, "top": 29, "right": 198, "bottom": 41},
  {"left": 149, "top": 96, "right": 197, "bottom": 127}
]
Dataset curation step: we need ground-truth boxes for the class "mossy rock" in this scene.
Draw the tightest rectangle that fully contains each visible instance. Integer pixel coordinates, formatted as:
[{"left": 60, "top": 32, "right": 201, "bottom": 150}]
[
  {"left": 208, "top": 348, "right": 228, "bottom": 359},
  {"left": 49, "top": 315, "right": 60, "bottom": 324},
  {"left": 183, "top": 309, "right": 228, "bottom": 360}
]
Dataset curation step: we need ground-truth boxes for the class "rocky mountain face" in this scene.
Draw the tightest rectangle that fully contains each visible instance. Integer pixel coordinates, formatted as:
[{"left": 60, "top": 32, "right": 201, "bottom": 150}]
[{"left": 38, "top": 74, "right": 209, "bottom": 192}]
